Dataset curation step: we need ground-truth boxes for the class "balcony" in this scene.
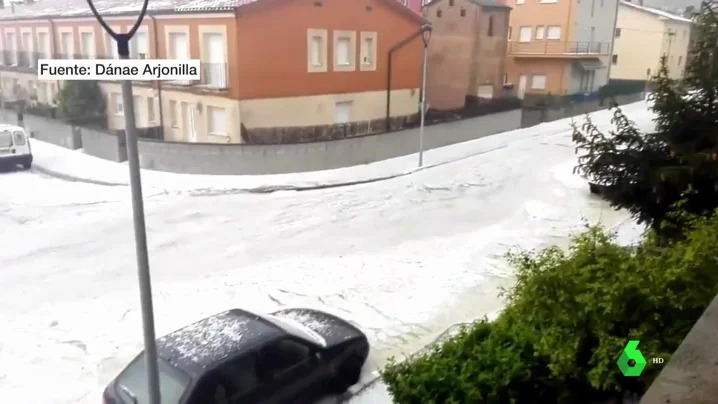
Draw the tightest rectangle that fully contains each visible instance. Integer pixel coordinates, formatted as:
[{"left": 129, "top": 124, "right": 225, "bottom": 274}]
[
  {"left": 509, "top": 41, "right": 611, "bottom": 58},
  {"left": 198, "top": 62, "right": 228, "bottom": 90}
]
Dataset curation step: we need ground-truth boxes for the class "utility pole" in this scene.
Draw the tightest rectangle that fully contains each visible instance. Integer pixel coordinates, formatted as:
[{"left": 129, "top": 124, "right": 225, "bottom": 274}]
[
  {"left": 418, "top": 24, "right": 432, "bottom": 168},
  {"left": 85, "top": 0, "right": 161, "bottom": 402}
]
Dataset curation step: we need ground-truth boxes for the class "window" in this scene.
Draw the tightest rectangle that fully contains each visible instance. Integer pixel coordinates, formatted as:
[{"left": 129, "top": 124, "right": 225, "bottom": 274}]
[
  {"left": 437, "top": 8, "right": 442, "bottom": 17},
  {"left": 307, "top": 29, "right": 327, "bottom": 72},
  {"left": 310, "top": 36, "right": 322, "bottom": 66},
  {"left": 615, "top": 28, "right": 621, "bottom": 38},
  {"left": 21, "top": 32, "right": 31, "bottom": 52},
  {"left": 531, "top": 75, "right": 546, "bottom": 90},
  {"left": 536, "top": 26, "right": 545, "bottom": 40},
  {"left": 131, "top": 31, "right": 148, "bottom": 59},
  {"left": 37, "top": 32, "right": 49, "bottom": 58},
  {"left": 335, "top": 101, "right": 352, "bottom": 124},
  {"left": 208, "top": 106, "right": 226, "bottom": 135},
  {"left": 337, "top": 38, "right": 350, "bottom": 65},
  {"left": 488, "top": 16, "right": 494, "bottom": 37},
  {"left": 547, "top": 26, "right": 561, "bottom": 40},
  {"left": 169, "top": 100, "right": 178, "bottom": 127},
  {"left": 678, "top": 55, "right": 683, "bottom": 65},
  {"left": 106, "top": 33, "right": 118, "bottom": 58},
  {"left": 508, "top": 26, "right": 512, "bottom": 40},
  {"left": 503, "top": 73, "right": 508, "bottom": 84},
  {"left": 81, "top": 32, "right": 95, "bottom": 59},
  {"left": 516, "top": 0, "right": 525, "bottom": 4},
  {"left": 116, "top": 354, "right": 191, "bottom": 404},
  {"left": 202, "top": 33, "right": 227, "bottom": 88},
  {"left": 518, "top": 26, "right": 532, "bottom": 42},
  {"left": 449, "top": 0, "right": 454, "bottom": 5},
  {"left": 460, "top": 8, "right": 466, "bottom": 16},
  {"left": 6, "top": 32, "right": 16, "bottom": 64},
  {"left": 60, "top": 32, "right": 73, "bottom": 58},
  {"left": 147, "top": 97, "right": 156, "bottom": 123},
  {"left": 112, "top": 93, "right": 123, "bottom": 115},
  {"left": 13, "top": 131, "right": 26, "bottom": 146},
  {"left": 362, "top": 36, "right": 373, "bottom": 65},
  {"left": 333, "top": 31, "right": 355, "bottom": 71},
  {"left": 612, "top": 54, "right": 618, "bottom": 64},
  {"left": 169, "top": 32, "right": 189, "bottom": 59},
  {"left": 259, "top": 339, "right": 311, "bottom": 379}
]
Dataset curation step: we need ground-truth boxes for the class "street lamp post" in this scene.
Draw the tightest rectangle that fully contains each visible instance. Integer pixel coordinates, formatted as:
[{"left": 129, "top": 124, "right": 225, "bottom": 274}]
[
  {"left": 418, "top": 24, "right": 432, "bottom": 168},
  {"left": 85, "top": 0, "right": 162, "bottom": 403}
]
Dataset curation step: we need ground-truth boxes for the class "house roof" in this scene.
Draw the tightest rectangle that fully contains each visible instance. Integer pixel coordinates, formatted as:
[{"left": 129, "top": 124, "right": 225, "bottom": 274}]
[
  {"left": 620, "top": 1, "right": 692, "bottom": 24},
  {"left": 0, "top": 0, "right": 428, "bottom": 23},
  {"left": 423, "top": 0, "right": 511, "bottom": 9}
]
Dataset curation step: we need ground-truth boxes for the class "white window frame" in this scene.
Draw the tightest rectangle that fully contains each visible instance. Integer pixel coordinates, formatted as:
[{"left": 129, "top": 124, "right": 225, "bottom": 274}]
[
  {"left": 540, "top": 0, "right": 558, "bottom": 3},
  {"left": 165, "top": 26, "right": 191, "bottom": 85},
  {"left": 516, "top": 0, "right": 525, "bottom": 4},
  {"left": 518, "top": 26, "right": 532, "bottom": 43},
  {"left": 333, "top": 30, "right": 356, "bottom": 72},
  {"left": 169, "top": 100, "right": 179, "bottom": 127},
  {"left": 531, "top": 75, "right": 547, "bottom": 90},
  {"left": 546, "top": 26, "right": 562, "bottom": 40},
  {"left": 6, "top": 31, "right": 17, "bottom": 65},
  {"left": 307, "top": 29, "right": 328, "bottom": 73},
  {"left": 535, "top": 26, "right": 545, "bottom": 40}
]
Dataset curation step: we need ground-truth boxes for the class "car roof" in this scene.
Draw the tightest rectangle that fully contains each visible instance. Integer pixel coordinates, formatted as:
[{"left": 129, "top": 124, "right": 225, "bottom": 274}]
[
  {"left": 156, "top": 309, "right": 286, "bottom": 375},
  {"left": 0, "top": 124, "right": 24, "bottom": 132}
]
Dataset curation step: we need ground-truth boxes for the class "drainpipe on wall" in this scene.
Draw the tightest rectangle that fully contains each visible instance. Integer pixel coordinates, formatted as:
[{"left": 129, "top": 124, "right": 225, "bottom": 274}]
[
  {"left": 48, "top": 18, "right": 60, "bottom": 112},
  {"left": 148, "top": 14, "right": 164, "bottom": 139},
  {"left": 606, "top": 0, "right": 620, "bottom": 86},
  {"left": 386, "top": 29, "right": 424, "bottom": 132}
]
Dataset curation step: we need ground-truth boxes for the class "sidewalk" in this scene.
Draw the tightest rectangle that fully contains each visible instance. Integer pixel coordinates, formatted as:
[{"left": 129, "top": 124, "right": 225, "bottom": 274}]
[{"left": 28, "top": 100, "right": 649, "bottom": 193}]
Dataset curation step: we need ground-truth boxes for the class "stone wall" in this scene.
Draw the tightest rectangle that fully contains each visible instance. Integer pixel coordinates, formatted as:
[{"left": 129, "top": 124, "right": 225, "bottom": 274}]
[
  {"left": 81, "top": 128, "right": 127, "bottom": 162},
  {"left": 521, "top": 92, "right": 645, "bottom": 128},
  {"left": 137, "top": 109, "right": 523, "bottom": 175},
  {"left": 640, "top": 293, "right": 718, "bottom": 404}
]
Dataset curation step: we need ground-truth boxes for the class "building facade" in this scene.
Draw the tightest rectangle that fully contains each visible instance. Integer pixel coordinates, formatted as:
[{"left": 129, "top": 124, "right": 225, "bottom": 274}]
[
  {"left": 423, "top": 0, "right": 511, "bottom": 110},
  {"left": 0, "top": 0, "right": 425, "bottom": 144},
  {"left": 397, "top": 0, "right": 424, "bottom": 13},
  {"left": 502, "top": 0, "right": 618, "bottom": 99},
  {"left": 611, "top": 0, "right": 693, "bottom": 81}
]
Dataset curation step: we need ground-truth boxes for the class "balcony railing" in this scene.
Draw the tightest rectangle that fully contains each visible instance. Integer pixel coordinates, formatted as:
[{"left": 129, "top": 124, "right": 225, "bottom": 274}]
[
  {"left": 199, "top": 62, "right": 228, "bottom": 89},
  {"left": 509, "top": 41, "right": 611, "bottom": 57}
]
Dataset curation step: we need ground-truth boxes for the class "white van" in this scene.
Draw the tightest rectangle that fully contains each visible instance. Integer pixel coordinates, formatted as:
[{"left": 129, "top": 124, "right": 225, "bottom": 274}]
[{"left": 0, "top": 125, "right": 32, "bottom": 170}]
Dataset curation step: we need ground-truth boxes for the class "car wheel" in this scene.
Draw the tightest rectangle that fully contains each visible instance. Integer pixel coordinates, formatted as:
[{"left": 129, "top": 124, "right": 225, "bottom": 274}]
[{"left": 329, "top": 355, "right": 363, "bottom": 394}]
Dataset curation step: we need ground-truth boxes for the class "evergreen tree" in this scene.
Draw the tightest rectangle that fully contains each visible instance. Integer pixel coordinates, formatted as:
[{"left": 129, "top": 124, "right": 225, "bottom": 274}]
[
  {"left": 572, "top": 0, "right": 718, "bottom": 236},
  {"left": 57, "top": 80, "right": 106, "bottom": 125}
]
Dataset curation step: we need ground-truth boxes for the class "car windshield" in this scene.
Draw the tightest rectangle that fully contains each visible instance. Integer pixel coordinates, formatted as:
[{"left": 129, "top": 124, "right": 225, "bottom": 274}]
[
  {"left": 115, "top": 354, "right": 191, "bottom": 404},
  {"left": 0, "top": 132, "right": 12, "bottom": 147},
  {"left": 263, "top": 314, "right": 326, "bottom": 347}
]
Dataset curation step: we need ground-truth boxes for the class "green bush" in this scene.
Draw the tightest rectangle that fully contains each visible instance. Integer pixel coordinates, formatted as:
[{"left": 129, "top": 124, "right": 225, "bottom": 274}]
[
  {"left": 382, "top": 210, "right": 718, "bottom": 403},
  {"left": 57, "top": 80, "right": 106, "bottom": 124}
]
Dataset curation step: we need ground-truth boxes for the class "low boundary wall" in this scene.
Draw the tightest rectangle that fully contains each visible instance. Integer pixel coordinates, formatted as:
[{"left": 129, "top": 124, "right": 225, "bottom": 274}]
[{"left": 137, "top": 109, "right": 523, "bottom": 175}]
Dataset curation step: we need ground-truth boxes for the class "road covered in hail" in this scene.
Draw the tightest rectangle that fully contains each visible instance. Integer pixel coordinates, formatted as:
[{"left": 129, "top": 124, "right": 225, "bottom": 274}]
[{"left": 0, "top": 101, "right": 655, "bottom": 403}]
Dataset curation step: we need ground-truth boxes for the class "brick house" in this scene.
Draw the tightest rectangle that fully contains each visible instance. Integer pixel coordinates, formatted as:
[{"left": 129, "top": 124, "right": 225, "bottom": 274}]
[
  {"left": 423, "top": 0, "right": 511, "bottom": 110},
  {"left": 0, "top": 0, "right": 426, "bottom": 144}
]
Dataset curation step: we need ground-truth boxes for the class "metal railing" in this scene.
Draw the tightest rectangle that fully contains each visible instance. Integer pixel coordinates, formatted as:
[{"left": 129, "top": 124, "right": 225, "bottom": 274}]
[
  {"left": 199, "top": 62, "right": 228, "bottom": 89},
  {"left": 509, "top": 41, "right": 611, "bottom": 56}
]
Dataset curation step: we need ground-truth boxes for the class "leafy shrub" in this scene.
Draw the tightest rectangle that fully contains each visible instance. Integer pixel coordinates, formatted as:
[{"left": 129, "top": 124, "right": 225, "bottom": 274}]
[
  {"left": 57, "top": 80, "right": 106, "bottom": 124},
  {"left": 382, "top": 210, "right": 718, "bottom": 403}
]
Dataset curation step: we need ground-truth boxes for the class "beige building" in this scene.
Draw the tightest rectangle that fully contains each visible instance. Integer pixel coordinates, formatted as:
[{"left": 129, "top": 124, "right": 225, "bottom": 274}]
[{"left": 611, "top": 0, "right": 693, "bottom": 81}]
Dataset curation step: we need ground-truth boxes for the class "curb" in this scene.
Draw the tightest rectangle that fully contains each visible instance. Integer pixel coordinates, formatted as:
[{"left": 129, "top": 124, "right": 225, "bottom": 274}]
[
  {"left": 31, "top": 127, "right": 569, "bottom": 193},
  {"left": 31, "top": 164, "right": 128, "bottom": 187}
]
